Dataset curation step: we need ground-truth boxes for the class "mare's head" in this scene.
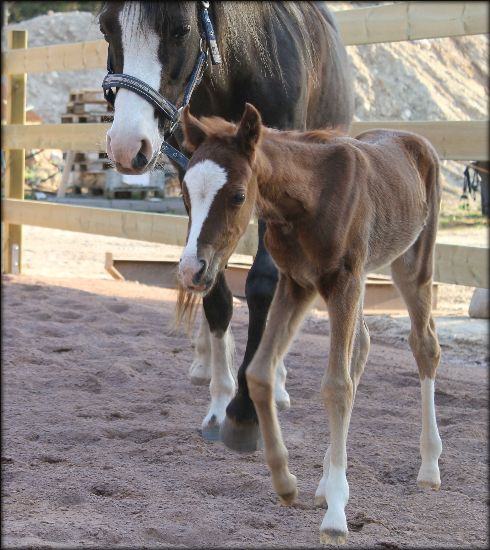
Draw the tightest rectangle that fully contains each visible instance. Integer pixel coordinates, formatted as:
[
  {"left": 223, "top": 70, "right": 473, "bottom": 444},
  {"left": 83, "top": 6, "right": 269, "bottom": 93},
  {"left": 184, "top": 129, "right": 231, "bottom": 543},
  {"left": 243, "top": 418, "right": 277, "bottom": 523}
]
[
  {"left": 99, "top": 2, "right": 205, "bottom": 174},
  {"left": 178, "top": 104, "right": 262, "bottom": 294}
]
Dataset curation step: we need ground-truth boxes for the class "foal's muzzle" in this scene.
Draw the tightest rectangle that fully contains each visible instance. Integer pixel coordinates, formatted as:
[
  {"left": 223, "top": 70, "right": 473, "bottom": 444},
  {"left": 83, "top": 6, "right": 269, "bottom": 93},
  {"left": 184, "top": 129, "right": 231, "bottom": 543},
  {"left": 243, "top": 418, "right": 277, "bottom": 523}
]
[{"left": 179, "top": 257, "right": 213, "bottom": 294}]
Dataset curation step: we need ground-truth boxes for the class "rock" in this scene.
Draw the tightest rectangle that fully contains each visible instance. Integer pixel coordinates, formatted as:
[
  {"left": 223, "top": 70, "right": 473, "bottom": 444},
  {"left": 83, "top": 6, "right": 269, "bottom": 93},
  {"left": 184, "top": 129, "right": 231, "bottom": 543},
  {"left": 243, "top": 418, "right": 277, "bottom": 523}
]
[{"left": 468, "top": 288, "right": 490, "bottom": 319}]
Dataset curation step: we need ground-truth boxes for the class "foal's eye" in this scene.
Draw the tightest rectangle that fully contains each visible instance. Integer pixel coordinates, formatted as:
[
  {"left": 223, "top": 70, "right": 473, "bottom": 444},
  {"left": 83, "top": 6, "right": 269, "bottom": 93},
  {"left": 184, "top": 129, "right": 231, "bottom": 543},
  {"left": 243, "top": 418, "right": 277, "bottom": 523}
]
[
  {"left": 172, "top": 24, "right": 191, "bottom": 39},
  {"left": 231, "top": 192, "right": 246, "bottom": 207}
]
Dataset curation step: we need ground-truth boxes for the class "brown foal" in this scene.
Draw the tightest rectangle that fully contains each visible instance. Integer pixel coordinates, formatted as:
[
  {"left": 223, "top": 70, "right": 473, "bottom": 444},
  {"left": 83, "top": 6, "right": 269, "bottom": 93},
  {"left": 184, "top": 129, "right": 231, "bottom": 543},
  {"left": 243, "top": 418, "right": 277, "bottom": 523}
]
[{"left": 177, "top": 104, "right": 443, "bottom": 545}]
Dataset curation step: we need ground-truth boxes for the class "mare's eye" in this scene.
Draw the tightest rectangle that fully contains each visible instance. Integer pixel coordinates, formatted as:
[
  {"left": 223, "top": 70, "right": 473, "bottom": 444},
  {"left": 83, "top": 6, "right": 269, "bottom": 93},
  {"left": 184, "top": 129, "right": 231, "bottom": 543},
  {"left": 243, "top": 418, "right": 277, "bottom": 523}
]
[
  {"left": 173, "top": 24, "right": 191, "bottom": 39},
  {"left": 231, "top": 192, "right": 246, "bottom": 207}
]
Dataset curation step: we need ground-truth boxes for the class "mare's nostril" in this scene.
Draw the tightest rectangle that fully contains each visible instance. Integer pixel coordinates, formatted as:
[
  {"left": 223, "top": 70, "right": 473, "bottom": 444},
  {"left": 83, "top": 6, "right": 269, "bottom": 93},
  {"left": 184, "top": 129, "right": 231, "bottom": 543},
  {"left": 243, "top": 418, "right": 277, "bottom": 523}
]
[
  {"left": 132, "top": 150, "right": 148, "bottom": 169},
  {"left": 192, "top": 259, "right": 207, "bottom": 285}
]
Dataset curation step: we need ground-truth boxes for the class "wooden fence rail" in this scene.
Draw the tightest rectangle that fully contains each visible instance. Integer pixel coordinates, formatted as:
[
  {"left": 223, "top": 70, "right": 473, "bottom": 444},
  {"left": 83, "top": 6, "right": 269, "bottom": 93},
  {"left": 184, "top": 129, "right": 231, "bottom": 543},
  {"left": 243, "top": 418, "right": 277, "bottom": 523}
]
[
  {"left": 2, "top": 3, "right": 488, "bottom": 281},
  {"left": 3, "top": 120, "right": 487, "bottom": 161},
  {"left": 3, "top": 198, "right": 487, "bottom": 288},
  {"left": 2, "top": 2, "right": 488, "bottom": 74}
]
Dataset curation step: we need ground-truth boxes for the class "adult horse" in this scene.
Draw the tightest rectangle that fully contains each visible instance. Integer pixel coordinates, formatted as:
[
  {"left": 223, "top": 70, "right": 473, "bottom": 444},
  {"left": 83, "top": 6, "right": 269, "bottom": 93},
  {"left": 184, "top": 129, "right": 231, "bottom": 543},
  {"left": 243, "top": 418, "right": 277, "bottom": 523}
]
[{"left": 99, "top": 1, "right": 354, "bottom": 447}]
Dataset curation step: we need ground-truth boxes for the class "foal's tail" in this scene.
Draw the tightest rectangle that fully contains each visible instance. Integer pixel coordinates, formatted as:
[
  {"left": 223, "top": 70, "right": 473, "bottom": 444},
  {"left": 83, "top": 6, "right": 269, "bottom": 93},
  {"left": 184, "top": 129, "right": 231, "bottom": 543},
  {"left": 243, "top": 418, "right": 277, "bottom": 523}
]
[{"left": 174, "top": 284, "right": 201, "bottom": 335}]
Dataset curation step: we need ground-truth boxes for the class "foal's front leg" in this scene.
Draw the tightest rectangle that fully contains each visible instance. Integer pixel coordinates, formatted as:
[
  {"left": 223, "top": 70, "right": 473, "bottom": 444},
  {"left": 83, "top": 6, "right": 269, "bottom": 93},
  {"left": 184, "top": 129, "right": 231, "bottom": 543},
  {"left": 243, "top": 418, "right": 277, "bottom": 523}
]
[
  {"left": 318, "top": 272, "right": 362, "bottom": 545},
  {"left": 200, "top": 272, "right": 236, "bottom": 440},
  {"left": 246, "top": 275, "right": 316, "bottom": 502}
]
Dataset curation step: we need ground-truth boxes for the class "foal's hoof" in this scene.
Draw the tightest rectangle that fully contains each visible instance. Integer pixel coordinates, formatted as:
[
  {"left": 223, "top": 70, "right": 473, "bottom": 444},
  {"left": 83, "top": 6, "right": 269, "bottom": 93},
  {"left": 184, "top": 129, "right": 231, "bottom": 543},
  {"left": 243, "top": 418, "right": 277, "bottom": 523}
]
[
  {"left": 201, "top": 415, "right": 222, "bottom": 441},
  {"left": 275, "top": 397, "right": 291, "bottom": 411},
  {"left": 417, "top": 465, "right": 441, "bottom": 490},
  {"left": 320, "top": 529, "right": 348, "bottom": 545},
  {"left": 190, "top": 375, "right": 211, "bottom": 386},
  {"left": 220, "top": 416, "right": 262, "bottom": 454},
  {"left": 417, "top": 478, "right": 441, "bottom": 491},
  {"left": 314, "top": 494, "right": 327, "bottom": 508}
]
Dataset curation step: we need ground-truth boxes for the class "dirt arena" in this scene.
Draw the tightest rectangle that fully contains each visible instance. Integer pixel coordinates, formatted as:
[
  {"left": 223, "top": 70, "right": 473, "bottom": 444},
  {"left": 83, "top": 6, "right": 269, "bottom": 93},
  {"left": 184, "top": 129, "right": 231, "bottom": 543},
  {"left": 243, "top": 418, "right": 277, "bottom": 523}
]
[{"left": 2, "top": 228, "right": 488, "bottom": 549}]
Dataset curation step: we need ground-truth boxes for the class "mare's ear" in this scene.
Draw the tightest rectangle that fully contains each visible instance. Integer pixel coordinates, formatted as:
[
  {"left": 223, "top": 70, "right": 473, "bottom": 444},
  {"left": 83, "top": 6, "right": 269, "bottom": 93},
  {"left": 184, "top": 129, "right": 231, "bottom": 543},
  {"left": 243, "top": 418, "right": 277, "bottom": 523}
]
[
  {"left": 236, "top": 103, "right": 262, "bottom": 159},
  {"left": 182, "top": 105, "right": 208, "bottom": 152}
]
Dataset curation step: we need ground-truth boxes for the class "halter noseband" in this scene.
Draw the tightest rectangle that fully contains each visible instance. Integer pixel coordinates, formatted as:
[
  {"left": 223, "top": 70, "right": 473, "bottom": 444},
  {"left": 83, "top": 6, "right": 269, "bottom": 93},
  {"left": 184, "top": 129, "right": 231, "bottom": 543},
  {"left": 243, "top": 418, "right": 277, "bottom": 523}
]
[{"left": 101, "top": 1, "right": 221, "bottom": 171}]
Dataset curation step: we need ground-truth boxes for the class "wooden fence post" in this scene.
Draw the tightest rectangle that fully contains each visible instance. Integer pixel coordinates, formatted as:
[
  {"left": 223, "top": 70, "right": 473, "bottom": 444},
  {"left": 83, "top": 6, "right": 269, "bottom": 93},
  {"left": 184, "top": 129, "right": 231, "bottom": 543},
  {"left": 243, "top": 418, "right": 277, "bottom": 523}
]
[{"left": 3, "top": 30, "right": 27, "bottom": 273}]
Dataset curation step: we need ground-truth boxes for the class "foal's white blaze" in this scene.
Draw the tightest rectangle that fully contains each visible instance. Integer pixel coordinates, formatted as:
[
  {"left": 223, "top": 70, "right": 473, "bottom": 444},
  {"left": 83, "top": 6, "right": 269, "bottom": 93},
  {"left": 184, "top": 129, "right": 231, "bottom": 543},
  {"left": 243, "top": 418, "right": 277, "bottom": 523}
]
[
  {"left": 179, "top": 160, "right": 228, "bottom": 281},
  {"left": 417, "top": 377, "right": 442, "bottom": 488},
  {"left": 106, "top": 3, "right": 162, "bottom": 168}
]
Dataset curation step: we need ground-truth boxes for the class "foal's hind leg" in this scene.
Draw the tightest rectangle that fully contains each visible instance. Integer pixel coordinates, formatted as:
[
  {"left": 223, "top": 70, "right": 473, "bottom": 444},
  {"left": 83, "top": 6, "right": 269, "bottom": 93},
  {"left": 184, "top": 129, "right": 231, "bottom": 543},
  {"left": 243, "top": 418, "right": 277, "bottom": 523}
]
[
  {"left": 391, "top": 244, "right": 442, "bottom": 490},
  {"left": 315, "top": 290, "right": 370, "bottom": 507}
]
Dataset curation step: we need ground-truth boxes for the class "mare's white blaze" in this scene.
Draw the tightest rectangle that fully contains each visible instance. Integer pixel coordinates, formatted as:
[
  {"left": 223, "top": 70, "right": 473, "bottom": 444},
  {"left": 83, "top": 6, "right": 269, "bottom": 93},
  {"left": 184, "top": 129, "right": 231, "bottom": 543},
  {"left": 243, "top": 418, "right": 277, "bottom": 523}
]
[
  {"left": 202, "top": 327, "right": 236, "bottom": 429},
  {"left": 108, "top": 3, "right": 162, "bottom": 161},
  {"left": 320, "top": 464, "right": 349, "bottom": 538},
  {"left": 182, "top": 160, "right": 228, "bottom": 259},
  {"left": 417, "top": 377, "right": 442, "bottom": 487}
]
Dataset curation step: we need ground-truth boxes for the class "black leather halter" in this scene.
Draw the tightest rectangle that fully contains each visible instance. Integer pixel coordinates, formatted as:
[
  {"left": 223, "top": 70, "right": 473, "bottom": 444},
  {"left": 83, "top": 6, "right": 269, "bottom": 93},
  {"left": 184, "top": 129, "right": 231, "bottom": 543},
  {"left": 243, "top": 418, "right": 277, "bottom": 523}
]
[{"left": 101, "top": 1, "right": 222, "bottom": 171}]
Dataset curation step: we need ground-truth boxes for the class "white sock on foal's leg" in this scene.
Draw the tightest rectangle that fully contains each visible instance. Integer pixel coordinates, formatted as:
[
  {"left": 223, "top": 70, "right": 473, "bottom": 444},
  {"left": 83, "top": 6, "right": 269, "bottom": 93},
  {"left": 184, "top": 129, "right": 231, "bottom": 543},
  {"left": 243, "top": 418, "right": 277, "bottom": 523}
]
[
  {"left": 201, "top": 327, "right": 236, "bottom": 439},
  {"left": 417, "top": 377, "right": 442, "bottom": 489},
  {"left": 274, "top": 358, "right": 290, "bottom": 410},
  {"left": 314, "top": 446, "right": 330, "bottom": 507},
  {"left": 320, "top": 463, "right": 349, "bottom": 544}
]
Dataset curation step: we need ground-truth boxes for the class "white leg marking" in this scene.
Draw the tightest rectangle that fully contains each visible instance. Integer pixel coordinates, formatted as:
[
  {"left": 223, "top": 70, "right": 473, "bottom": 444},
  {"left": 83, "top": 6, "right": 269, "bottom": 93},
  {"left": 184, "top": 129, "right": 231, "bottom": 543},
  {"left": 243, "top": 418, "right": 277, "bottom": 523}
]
[
  {"left": 189, "top": 314, "right": 211, "bottom": 385},
  {"left": 274, "top": 358, "right": 290, "bottom": 410},
  {"left": 320, "top": 464, "right": 349, "bottom": 544},
  {"left": 181, "top": 160, "right": 228, "bottom": 260},
  {"left": 314, "top": 446, "right": 331, "bottom": 507},
  {"left": 417, "top": 377, "right": 442, "bottom": 489},
  {"left": 201, "top": 328, "right": 236, "bottom": 437}
]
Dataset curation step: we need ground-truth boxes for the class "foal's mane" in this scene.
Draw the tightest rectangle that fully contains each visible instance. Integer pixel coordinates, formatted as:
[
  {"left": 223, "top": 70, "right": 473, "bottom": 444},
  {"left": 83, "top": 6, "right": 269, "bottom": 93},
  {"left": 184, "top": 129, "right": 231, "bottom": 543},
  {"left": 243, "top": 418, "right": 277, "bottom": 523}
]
[{"left": 197, "top": 116, "right": 345, "bottom": 144}]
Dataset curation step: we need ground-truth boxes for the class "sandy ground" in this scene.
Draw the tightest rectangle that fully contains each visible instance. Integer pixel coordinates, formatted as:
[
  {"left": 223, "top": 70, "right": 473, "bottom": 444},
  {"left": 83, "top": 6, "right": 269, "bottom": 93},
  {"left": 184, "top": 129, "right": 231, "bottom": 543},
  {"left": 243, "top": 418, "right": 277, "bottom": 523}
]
[{"left": 2, "top": 227, "right": 489, "bottom": 548}]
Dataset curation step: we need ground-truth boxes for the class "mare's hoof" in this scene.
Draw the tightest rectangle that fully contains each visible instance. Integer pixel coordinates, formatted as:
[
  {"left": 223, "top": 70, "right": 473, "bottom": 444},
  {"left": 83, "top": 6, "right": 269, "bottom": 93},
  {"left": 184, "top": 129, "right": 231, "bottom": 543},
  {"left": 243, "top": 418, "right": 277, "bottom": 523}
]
[
  {"left": 320, "top": 529, "right": 348, "bottom": 545},
  {"left": 201, "top": 415, "right": 222, "bottom": 441},
  {"left": 220, "top": 416, "right": 262, "bottom": 454}
]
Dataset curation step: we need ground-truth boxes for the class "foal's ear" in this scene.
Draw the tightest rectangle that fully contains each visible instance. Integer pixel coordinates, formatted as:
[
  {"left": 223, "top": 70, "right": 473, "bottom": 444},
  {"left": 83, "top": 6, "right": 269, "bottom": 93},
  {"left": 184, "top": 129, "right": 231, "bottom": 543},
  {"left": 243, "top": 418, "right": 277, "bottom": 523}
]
[
  {"left": 182, "top": 105, "right": 208, "bottom": 152},
  {"left": 236, "top": 103, "right": 262, "bottom": 159}
]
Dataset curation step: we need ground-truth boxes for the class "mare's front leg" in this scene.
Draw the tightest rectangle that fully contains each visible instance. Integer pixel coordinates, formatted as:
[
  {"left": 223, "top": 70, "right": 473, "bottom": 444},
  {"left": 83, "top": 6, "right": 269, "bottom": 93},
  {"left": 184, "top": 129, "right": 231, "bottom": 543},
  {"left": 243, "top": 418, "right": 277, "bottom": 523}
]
[
  {"left": 199, "top": 271, "right": 236, "bottom": 440},
  {"left": 318, "top": 271, "right": 363, "bottom": 545},
  {"left": 246, "top": 275, "right": 316, "bottom": 502},
  {"left": 221, "top": 221, "right": 286, "bottom": 452}
]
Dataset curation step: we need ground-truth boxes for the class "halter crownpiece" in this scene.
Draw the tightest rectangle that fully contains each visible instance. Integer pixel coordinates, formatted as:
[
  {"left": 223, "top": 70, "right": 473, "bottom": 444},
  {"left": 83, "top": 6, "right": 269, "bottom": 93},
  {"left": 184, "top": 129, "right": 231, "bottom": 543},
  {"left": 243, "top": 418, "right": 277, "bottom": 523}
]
[{"left": 101, "top": 1, "right": 222, "bottom": 171}]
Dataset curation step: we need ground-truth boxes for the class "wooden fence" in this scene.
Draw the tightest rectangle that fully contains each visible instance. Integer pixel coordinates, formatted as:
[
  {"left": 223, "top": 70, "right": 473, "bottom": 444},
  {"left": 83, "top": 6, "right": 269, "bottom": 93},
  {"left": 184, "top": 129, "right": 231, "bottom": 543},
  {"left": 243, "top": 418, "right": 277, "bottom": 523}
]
[{"left": 1, "top": 1, "right": 488, "bottom": 287}]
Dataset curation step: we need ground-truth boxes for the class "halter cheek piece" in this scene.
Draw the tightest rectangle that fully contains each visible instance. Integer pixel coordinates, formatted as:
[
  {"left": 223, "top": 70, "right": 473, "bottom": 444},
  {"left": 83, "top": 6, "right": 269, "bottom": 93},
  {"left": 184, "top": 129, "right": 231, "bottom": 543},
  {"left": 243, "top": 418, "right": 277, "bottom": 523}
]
[{"left": 101, "top": 1, "right": 222, "bottom": 171}]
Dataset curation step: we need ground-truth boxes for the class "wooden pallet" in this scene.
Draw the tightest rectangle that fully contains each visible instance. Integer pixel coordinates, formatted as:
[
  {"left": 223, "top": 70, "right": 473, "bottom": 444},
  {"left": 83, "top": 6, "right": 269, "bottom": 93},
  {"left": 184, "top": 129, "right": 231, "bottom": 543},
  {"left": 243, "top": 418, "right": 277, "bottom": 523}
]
[
  {"left": 61, "top": 112, "right": 113, "bottom": 124},
  {"left": 69, "top": 89, "right": 106, "bottom": 103},
  {"left": 67, "top": 102, "right": 112, "bottom": 114},
  {"left": 105, "top": 186, "right": 165, "bottom": 200},
  {"left": 72, "top": 160, "right": 114, "bottom": 172}
]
